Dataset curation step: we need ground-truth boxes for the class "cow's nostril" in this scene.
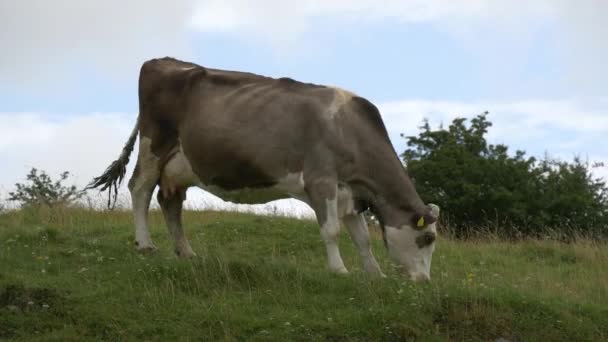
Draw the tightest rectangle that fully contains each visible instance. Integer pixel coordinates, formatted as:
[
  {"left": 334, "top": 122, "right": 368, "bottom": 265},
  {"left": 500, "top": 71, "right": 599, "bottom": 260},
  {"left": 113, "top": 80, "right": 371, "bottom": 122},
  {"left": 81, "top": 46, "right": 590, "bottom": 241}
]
[
  {"left": 426, "top": 232, "right": 436, "bottom": 244},
  {"left": 416, "top": 231, "right": 436, "bottom": 248}
]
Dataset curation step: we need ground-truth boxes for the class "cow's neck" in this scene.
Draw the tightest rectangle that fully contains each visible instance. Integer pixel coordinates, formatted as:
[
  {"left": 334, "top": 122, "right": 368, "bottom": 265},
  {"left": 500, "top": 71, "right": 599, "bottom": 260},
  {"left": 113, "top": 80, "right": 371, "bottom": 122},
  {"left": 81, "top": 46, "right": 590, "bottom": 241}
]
[{"left": 348, "top": 141, "right": 427, "bottom": 224}]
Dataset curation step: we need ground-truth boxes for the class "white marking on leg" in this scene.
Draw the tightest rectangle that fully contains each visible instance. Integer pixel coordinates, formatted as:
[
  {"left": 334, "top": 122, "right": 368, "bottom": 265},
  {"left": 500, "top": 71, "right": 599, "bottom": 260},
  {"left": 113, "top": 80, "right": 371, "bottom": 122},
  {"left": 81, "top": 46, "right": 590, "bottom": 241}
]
[
  {"left": 320, "top": 197, "right": 348, "bottom": 274},
  {"left": 343, "top": 214, "right": 385, "bottom": 277},
  {"left": 130, "top": 137, "right": 160, "bottom": 251}
]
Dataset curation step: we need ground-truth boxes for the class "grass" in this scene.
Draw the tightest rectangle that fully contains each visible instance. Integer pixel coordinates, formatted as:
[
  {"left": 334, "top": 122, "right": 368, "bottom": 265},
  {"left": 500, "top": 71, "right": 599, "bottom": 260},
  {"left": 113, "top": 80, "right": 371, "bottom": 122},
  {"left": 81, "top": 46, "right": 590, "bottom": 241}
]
[{"left": 0, "top": 207, "right": 607, "bottom": 341}]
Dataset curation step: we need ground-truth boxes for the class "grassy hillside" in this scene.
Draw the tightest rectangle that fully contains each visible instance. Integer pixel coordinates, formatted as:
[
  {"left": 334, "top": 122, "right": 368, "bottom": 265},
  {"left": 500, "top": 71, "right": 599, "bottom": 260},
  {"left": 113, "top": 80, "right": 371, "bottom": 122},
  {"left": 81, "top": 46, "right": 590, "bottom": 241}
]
[{"left": 1, "top": 208, "right": 607, "bottom": 341}]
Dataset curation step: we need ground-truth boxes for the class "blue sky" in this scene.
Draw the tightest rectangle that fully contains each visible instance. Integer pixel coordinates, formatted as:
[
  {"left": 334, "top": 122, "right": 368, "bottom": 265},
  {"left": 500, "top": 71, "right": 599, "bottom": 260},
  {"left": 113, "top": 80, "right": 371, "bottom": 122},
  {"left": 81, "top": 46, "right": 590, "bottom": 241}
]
[{"left": 1, "top": 0, "right": 607, "bottom": 208}]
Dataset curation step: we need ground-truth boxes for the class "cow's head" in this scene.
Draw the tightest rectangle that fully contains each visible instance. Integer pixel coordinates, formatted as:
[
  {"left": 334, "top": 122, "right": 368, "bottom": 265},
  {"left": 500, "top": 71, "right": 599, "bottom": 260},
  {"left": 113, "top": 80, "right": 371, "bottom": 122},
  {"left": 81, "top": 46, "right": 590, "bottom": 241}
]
[{"left": 383, "top": 204, "right": 440, "bottom": 282}]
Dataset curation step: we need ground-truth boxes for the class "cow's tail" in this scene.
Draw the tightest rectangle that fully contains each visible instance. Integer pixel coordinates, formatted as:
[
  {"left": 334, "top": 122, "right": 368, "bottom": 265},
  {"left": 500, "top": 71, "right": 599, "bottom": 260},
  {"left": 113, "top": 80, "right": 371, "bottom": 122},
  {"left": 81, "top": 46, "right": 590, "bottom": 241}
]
[{"left": 85, "top": 117, "right": 139, "bottom": 209}]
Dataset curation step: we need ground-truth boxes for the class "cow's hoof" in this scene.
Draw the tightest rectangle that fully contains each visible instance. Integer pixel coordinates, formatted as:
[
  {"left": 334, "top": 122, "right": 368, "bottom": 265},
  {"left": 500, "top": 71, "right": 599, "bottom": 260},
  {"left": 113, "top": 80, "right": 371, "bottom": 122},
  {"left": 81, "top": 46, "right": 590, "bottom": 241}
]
[
  {"left": 134, "top": 241, "right": 158, "bottom": 254},
  {"left": 330, "top": 266, "right": 349, "bottom": 274},
  {"left": 364, "top": 262, "right": 386, "bottom": 277},
  {"left": 175, "top": 249, "right": 197, "bottom": 259},
  {"left": 369, "top": 271, "right": 387, "bottom": 278},
  {"left": 365, "top": 269, "right": 387, "bottom": 278}
]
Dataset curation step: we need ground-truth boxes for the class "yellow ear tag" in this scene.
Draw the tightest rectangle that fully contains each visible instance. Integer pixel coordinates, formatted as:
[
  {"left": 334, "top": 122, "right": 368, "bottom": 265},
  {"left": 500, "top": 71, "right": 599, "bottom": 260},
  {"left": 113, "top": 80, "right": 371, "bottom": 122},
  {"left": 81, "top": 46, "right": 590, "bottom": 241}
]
[{"left": 417, "top": 217, "right": 425, "bottom": 228}]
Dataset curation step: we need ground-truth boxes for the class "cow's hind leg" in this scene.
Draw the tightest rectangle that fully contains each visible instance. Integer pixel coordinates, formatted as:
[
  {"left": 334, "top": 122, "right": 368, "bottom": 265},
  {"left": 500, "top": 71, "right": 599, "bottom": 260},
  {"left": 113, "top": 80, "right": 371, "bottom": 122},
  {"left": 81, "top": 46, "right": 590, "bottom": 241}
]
[
  {"left": 128, "top": 137, "right": 161, "bottom": 252},
  {"left": 306, "top": 179, "right": 348, "bottom": 274},
  {"left": 157, "top": 188, "right": 196, "bottom": 258},
  {"left": 342, "top": 214, "right": 385, "bottom": 277}
]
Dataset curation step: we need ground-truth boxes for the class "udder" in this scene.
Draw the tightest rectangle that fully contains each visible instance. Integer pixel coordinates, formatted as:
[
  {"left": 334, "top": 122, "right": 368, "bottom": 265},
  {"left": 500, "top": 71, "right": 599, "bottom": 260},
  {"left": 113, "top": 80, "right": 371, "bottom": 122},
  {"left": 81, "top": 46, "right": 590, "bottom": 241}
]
[{"left": 160, "top": 149, "right": 202, "bottom": 199}]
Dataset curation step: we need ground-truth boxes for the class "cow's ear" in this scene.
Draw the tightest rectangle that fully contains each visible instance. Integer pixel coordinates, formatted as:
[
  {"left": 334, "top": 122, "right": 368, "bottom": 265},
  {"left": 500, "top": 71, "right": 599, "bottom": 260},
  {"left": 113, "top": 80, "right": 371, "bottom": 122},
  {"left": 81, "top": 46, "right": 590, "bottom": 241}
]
[
  {"left": 412, "top": 214, "right": 427, "bottom": 229},
  {"left": 412, "top": 208, "right": 438, "bottom": 229},
  {"left": 429, "top": 203, "right": 440, "bottom": 217}
]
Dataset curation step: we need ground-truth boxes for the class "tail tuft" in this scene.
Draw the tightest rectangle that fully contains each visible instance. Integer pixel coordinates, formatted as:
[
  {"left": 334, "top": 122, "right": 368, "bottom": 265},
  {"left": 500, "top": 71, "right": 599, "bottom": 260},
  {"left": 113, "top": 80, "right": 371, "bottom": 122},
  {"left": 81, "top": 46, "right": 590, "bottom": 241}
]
[{"left": 85, "top": 118, "right": 139, "bottom": 209}]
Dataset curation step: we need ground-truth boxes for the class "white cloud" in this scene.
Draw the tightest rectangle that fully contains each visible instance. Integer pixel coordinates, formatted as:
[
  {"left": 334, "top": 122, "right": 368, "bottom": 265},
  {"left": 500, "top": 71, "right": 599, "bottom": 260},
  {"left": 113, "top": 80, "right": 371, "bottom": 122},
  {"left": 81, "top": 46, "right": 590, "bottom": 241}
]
[
  {"left": 0, "top": 0, "right": 195, "bottom": 87},
  {"left": 190, "top": 0, "right": 549, "bottom": 33},
  {"left": 380, "top": 99, "right": 608, "bottom": 137},
  {"left": 0, "top": 112, "right": 135, "bottom": 190},
  {"left": 550, "top": 1, "right": 608, "bottom": 95},
  {"left": 188, "top": 1, "right": 605, "bottom": 54}
]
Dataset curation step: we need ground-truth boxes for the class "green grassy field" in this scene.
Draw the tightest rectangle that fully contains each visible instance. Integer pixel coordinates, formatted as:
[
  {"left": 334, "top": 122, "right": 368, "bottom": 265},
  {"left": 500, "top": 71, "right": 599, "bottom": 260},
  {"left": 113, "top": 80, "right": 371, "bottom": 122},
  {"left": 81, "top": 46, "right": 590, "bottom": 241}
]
[{"left": 1, "top": 208, "right": 607, "bottom": 341}]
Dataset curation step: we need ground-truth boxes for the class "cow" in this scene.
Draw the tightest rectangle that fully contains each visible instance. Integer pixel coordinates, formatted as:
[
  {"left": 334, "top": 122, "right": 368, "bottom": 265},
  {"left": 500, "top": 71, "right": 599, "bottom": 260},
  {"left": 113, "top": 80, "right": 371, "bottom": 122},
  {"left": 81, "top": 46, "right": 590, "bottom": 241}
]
[{"left": 87, "top": 57, "right": 440, "bottom": 282}]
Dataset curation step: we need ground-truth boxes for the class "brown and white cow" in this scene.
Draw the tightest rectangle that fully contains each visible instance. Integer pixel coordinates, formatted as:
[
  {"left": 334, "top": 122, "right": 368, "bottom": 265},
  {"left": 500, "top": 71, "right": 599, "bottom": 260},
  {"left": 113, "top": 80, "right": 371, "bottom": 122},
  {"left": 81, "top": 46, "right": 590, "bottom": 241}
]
[{"left": 88, "top": 57, "right": 440, "bottom": 281}]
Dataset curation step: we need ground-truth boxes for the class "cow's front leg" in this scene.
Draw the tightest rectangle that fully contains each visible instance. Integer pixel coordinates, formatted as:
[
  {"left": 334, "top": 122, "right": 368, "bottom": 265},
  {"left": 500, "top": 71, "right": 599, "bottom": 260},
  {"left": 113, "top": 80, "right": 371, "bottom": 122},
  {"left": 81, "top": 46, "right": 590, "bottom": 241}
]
[
  {"left": 343, "top": 213, "right": 386, "bottom": 277},
  {"left": 306, "top": 179, "right": 348, "bottom": 274}
]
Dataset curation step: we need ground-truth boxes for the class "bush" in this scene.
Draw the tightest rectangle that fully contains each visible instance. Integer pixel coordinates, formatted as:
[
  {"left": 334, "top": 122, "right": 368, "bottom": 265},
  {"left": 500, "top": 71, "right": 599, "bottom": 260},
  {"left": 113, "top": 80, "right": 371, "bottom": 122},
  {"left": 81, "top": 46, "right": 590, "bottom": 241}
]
[
  {"left": 402, "top": 112, "right": 608, "bottom": 239},
  {"left": 8, "top": 168, "right": 85, "bottom": 208}
]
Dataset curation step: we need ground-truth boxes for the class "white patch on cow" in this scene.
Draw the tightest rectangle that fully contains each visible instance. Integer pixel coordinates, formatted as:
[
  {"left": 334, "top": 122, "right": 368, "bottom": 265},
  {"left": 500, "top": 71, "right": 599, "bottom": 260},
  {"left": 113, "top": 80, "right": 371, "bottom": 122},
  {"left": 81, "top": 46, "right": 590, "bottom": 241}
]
[
  {"left": 326, "top": 87, "right": 355, "bottom": 119},
  {"left": 130, "top": 136, "right": 161, "bottom": 251},
  {"left": 336, "top": 184, "right": 356, "bottom": 217},
  {"left": 275, "top": 172, "right": 307, "bottom": 199},
  {"left": 320, "top": 197, "right": 348, "bottom": 274},
  {"left": 342, "top": 213, "right": 385, "bottom": 277},
  {"left": 385, "top": 220, "right": 437, "bottom": 282},
  {"left": 201, "top": 171, "right": 309, "bottom": 204},
  {"left": 180, "top": 66, "right": 197, "bottom": 71}
]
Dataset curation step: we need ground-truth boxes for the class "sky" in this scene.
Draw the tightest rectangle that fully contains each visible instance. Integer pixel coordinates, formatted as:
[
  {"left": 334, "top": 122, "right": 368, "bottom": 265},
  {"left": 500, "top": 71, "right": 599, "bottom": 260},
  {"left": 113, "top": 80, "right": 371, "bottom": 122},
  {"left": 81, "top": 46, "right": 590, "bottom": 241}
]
[{"left": 1, "top": 0, "right": 607, "bottom": 214}]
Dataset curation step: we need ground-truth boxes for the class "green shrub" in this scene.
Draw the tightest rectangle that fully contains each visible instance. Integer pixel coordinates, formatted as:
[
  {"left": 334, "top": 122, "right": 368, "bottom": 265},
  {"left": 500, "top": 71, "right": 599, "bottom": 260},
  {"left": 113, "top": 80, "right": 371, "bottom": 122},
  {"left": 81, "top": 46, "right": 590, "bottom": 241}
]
[
  {"left": 8, "top": 168, "right": 85, "bottom": 208},
  {"left": 402, "top": 112, "right": 608, "bottom": 239}
]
